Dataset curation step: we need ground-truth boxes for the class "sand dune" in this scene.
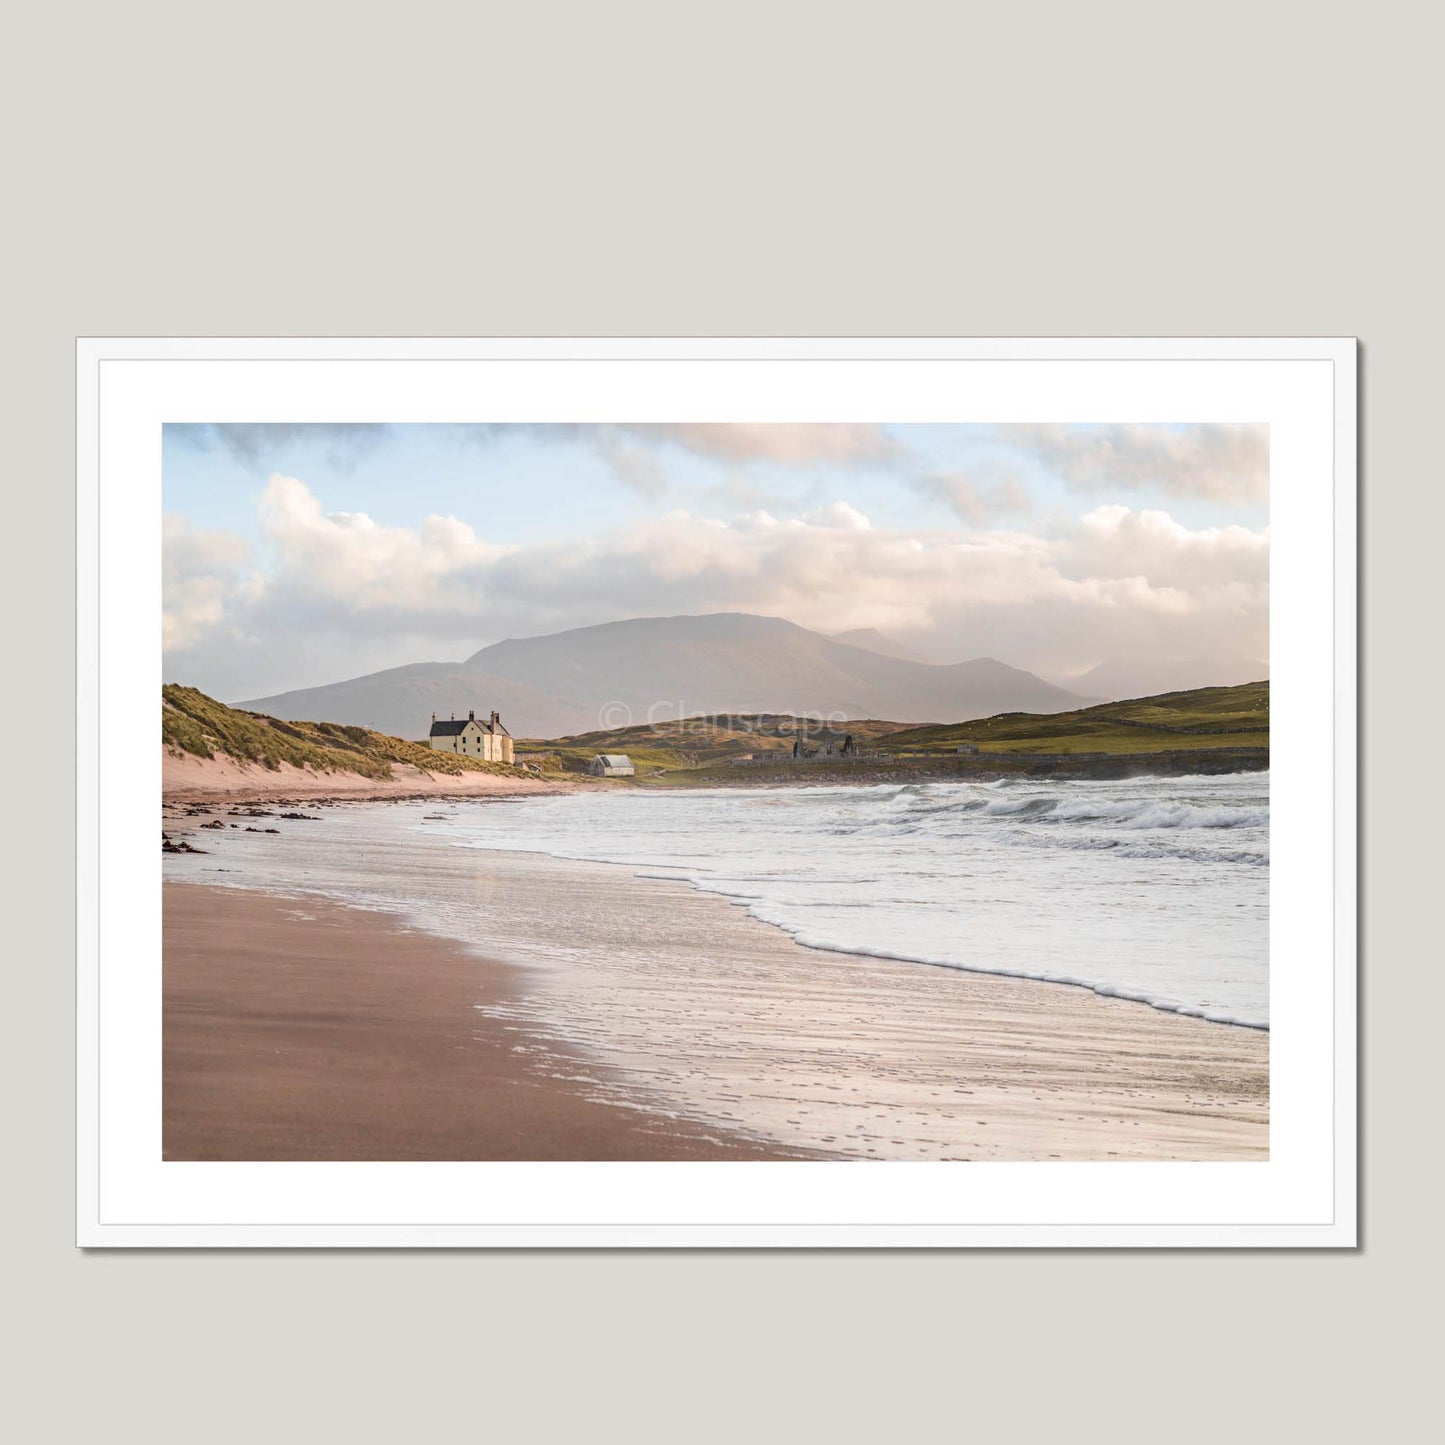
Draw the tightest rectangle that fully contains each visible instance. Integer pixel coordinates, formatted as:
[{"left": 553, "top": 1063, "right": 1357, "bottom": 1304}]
[{"left": 162, "top": 745, "right": 575, "bottom": 804}]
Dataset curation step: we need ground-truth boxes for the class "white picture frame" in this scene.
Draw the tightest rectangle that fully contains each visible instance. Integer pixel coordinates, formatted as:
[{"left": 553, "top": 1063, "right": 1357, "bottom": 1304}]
[{"left": 77, "top": 336, "right": 1357, "bottom": 1248}]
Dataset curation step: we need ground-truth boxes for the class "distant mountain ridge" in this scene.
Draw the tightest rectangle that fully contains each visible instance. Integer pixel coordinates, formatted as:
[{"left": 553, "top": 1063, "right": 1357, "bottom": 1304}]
[
  {"left": 827, "top": 627, "right": 927, "bottom": 663},
  {"left": 1064, "top": 654, "right": 1269, "bottom": 702},
  {"left": 240, "top": 611, "right": 1089, "bottom": 739}
]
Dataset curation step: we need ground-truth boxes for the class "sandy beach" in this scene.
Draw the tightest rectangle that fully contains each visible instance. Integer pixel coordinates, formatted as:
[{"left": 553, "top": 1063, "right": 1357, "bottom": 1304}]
[
  {"left": 162, "top": 745, "right": 579, "bottom": 805},
  {"left": 162, "top": 795, "right": 1268, "bottom": 1161},
  {"left": 164, "top": 883, "right": 796, "bottom": 1160}
]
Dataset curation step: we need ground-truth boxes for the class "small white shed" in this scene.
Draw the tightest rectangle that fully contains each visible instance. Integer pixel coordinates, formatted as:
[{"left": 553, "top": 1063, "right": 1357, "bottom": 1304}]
[{"left": 587, "top": 754, "right": 636, "bottom": 777}]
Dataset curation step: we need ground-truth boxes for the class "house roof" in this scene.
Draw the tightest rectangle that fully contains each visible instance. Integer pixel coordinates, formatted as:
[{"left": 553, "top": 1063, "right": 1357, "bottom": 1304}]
[
  {"left": 429, "top": 718, "right": 477, "bottom": 737},
  {"left": 595, "top": 754, "right": 634, "bottom": 766},
  {"left": 431, "top": 713, "right": 510, "bottom": 737}
]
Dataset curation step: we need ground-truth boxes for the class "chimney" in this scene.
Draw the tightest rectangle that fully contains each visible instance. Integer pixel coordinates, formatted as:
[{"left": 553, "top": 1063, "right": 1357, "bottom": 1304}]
[{"left": 468, "top": 709, "right": 476, "bottom": 722}]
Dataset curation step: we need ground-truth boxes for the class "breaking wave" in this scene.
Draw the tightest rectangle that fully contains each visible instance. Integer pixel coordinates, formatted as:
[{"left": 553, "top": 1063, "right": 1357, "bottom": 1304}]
[{"left": 436, "top": 771, "right": 1271, "bottom": 1029}]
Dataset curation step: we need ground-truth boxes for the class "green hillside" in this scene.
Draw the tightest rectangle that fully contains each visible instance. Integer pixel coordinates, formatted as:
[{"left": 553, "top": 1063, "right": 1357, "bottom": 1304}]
[
  {"left": 519, "top": 682, "right": 1269, "bottom": 781},
  {"left": 163, "top": 680, "right": 1268, "bottom": 787},
  {"left": 516, "top": 713, "right": 914, "bottom": 778},
  {"left": 162, "top": 685, "right": 513, "bottom": 779},
  {"left": 883, "top": 680, "right": 1270, "bottom": 756}
]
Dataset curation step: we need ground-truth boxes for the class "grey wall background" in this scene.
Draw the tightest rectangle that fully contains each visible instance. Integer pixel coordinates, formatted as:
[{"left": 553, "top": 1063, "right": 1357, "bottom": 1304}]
[{"left": 5, "top": 1, "right": 1434, "bottom": 1439}]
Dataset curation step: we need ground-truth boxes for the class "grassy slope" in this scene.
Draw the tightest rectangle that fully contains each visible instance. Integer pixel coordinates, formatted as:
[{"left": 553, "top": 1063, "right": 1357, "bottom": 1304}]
[
  {"left": 163, "top": 680, "right": 1267, "bottom": 786},
  {"left": 518, "top": 682, "right": 1269, "bottom": 779},
  {"left": 883, "top": 680, "right": 1270, "bottom": 756},
  {"left": 162, "top": 685, "right": 513, "bottom": 779},
  {"left": 516, "top": 714, "right": 913, "bottom": 777}
]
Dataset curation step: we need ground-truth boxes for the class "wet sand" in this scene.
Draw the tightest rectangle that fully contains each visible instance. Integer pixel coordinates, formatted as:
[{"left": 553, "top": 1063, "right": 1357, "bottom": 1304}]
[
  {"left": 163, "top": 796, "right": 1268, "bottom": 1160},
  {"left": 454, "top": 852, "right": 1270, "bottom": 1162},
  {"left": 164, "top": 882, "right": 797, "bottom": 1160}
]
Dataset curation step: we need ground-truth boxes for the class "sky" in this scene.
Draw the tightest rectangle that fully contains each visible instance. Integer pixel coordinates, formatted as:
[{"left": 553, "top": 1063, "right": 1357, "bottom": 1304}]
[{"left": 162, "top": 422, "right": 1269, "bottom": 700}]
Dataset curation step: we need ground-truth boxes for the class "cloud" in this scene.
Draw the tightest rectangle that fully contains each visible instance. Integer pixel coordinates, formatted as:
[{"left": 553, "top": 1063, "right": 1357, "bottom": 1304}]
[
  {"left": 162, "top": 514, "right": 256, "bottom": 650},
  {"left": 452, "top": 424, "right": 586, "bottom": 449},
  {"left": 1061, "top": 505, "right": 1269, "bottom": 591},
  {"left": 630, "top": 423, "right": 895, "bottom": 466},
  {"left": 916, "top": 471, "right": 1031, "bottom": 524},
  {"left": 168, "top": 423, "right": 392, "bottom": 472},
  {"left": 452, "top": 421, "right": 893, "bottom": 469},
  {"left": 449, "top": 422, "right": 896, "bottom": 501},
  {"left": 254, "top": 473, "right": 511, "bottom": 626},
  {"left": 164, "top": 476, "right": 1267, "bottom": 699},
  {"left": 171, "top": 424, "right": 1267, "bottom": 522},
  {"left": 1000, "top": 423, "right": 1268, "bottom": 502},
  {"left": 597, "top": 425, "right": 893, "bottom": 499},
  {"left": 593, "top": 432, "right": 668, "bottom": 499}
]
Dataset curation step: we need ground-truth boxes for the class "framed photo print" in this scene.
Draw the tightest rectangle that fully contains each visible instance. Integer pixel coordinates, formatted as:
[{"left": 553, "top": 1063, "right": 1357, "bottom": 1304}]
[{"left": 77, "top": 336, "right": 1356, "bottom": 1247}]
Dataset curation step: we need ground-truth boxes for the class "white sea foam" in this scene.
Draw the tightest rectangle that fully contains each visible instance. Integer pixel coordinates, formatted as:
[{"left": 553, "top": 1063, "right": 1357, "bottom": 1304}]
[
  {"left": 161, "top": 779, "right": 1270, "bottom": 1156},
  {"left": 430, "top": 772, "right": 1270, "bottom": 1029},
  {"left": 163, "top": 772, "right": 1269, "bottom": 1032}
]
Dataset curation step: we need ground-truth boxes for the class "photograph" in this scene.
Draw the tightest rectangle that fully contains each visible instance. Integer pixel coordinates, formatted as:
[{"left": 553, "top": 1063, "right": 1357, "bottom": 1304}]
[
  {"left": 159, "top": 417, "right": 1271, "bottom": 1164},
  {"left": 76, "top": 335, "right": 1352, "bottom": 1247}
]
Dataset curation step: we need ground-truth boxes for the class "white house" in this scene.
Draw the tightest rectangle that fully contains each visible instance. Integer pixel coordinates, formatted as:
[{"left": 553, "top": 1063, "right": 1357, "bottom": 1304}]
[
  {"left": 428, "top": 710, "right": 514, "bottom": 763},
  {"left": 586, "top": 753, "right": 635, "bottom": 777}
]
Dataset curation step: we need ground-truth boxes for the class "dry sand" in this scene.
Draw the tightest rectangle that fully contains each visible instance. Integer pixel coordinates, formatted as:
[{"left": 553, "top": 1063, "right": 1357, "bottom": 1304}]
[
  {"left": 164, "top": 883, "right": 797, "bottom": 1161},
  {"left": 162, "top": 744, "right": 578, "bottom": 805}
]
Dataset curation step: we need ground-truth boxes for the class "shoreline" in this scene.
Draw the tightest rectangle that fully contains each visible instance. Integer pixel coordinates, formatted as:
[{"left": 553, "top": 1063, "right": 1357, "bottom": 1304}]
[
  {"left": 164, "top": 881, "right": 800, "bottom": 1161},
  {"left": 639, "top": 746, "right": 1269, "bottom": 790},
  {"left": 162, "top": 798, "right": 1269, "bottom": 1160},
  {"left": 162, "top": 740, "right": 1266, "bottom": 807},
  {"left": 162, "top": 744, "right": 582, "bottom": 805},
  {"left": 667, "top": 883, "right": 1269, "bottom": 1032}
]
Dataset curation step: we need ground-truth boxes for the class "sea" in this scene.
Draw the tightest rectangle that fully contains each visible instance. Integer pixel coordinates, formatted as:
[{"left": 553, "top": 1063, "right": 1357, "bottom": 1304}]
[
  {"left": 434, "top": 772, "right": 1270, "bottom": 1029},
  {"left": 164, "top": 771, "right": 1269, "bottom": 1157}
]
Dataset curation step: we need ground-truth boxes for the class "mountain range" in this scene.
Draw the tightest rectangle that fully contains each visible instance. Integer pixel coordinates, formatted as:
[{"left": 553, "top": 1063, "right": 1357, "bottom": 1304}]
[
  {"left": 1063, "top": 653, "right": 1270, "bottom": 702},
  {"left": 239, "top": 612, "right": 1091, "bottom": 739}
]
